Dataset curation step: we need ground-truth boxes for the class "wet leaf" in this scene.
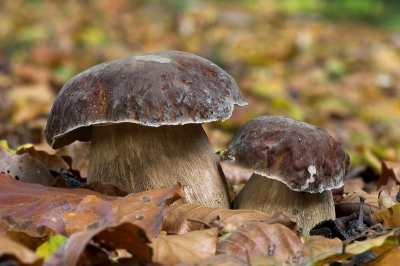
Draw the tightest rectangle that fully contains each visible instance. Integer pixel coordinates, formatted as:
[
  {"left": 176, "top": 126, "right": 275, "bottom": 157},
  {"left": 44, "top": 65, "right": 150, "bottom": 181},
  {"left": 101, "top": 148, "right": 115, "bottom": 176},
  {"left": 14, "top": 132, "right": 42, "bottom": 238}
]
[
  {"left": 217, "top": 222, "right": 308, "bottom": 265},
  {"left": 0, "top": 147, "right": 55, "bottom": 186},
  {"left": 151, "top": 228, "right": 218, "bottom": 265},
  {"left": 45, "top": 222, "right": 152, "bottom": 266},
  {"left": 63, "top": 185, "right": 184, "bottom": 239},
  {"left": 0, "top": 235, "right": 43, "bottom": 266},
  {"left": 163, "top": 204, "right": 270, "bottom": 234}
]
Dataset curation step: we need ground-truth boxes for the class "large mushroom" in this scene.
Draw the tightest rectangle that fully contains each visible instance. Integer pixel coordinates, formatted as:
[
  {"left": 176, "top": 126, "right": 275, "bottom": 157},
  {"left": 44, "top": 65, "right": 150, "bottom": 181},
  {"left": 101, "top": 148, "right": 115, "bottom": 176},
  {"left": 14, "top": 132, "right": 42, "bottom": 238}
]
[
  {"left": 226, "top": 116, "right": 350, "bottom": 231},
  {"left": 45, "top": 50, "right": 247, "bottom": 208}
]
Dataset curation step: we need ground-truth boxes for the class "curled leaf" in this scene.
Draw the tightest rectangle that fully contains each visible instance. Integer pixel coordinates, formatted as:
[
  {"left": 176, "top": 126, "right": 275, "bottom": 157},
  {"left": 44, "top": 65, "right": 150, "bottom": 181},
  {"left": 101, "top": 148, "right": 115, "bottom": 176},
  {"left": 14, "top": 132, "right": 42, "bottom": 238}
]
[{"left": 45, "top": 222, "right": 152, "bottom": 266}]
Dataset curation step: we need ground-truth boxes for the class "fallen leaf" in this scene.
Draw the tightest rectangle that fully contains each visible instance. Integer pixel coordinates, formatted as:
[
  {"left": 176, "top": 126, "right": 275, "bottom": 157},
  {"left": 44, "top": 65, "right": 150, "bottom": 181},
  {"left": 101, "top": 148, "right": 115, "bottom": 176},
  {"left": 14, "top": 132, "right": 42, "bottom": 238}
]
[
  {"left": 163, "top": 204, "right": 270, "bottom": 234},
  {"left": 220, "top": 161, "right": 252, "bottom": 186},
  {"left": 263, "top": 212, "right": 300, "bottom": 235},
  {"left": 63, "top": 185, "right": 184, "bottom": 239},
  {"left": 377, "top": 161, "right": 400, "bottom": 189},
  {"left": 378, "top": 191, "right": 398, "bottom": 210},
  {"left": 0, "top": 147, "right": 55, "bottom": 186},
  {"left": 304, "top": 235, "right": 342, "bottom": 255},
  {"left": 45, "top": 222, "right": 152, "bottom": 266},
  {"left": 0, "top": 235, "right": 43, "bottom": 266},
  {"left": 80, "top": 181, "right": 129, "bottom": 197},
  {"left": 338, "top": 190, "right": 381, "bottom": 224},
  {"left": 16, "top": 146, "right": 69, "bottom": 172},
  {"left": 379, "top": 203, "right": 400, "bottom": 228},
  {"left": 0, "top": 173, "right": 115, "bottom": 236},
  {"left": 151, "top": 228, "right": 218, "bottom": 265},
  {"left": 217, "top": 222, "right": 308, "bottom": 265},
  {"left": 5, "top": 231, "right": 47, "bottom": 251},
  {"left": 363, "top": 246, "right": 400, "bottom": 266},
  {"left": 36, "top": 234, "right": 68, "bottom": 260},
  {"left": 178, "top": 253, "right": 282, "bottom": 266},
  {"left": 304, "top": 229, "right": 400, "bottom": 265}
]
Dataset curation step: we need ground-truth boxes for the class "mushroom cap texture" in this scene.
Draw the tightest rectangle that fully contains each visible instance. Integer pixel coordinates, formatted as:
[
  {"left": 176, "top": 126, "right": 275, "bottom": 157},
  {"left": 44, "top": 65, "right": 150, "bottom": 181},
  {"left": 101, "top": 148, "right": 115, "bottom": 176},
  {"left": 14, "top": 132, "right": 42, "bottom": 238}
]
[
  {"left": 45, "top": 50, "right": 247, "bottom": 149},
  {"left": 227, "top": 116, "right": 350, "bottom": 193}
]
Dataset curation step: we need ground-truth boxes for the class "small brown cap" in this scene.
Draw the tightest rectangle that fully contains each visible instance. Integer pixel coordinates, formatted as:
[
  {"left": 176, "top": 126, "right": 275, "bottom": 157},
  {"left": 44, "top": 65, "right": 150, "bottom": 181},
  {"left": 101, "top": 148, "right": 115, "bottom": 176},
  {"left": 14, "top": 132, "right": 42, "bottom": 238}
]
[
  {"left": 227, "top": 116, "right": 350, "bottom": 193},
  {"left": 45, "top": 50, "right": 247, "bottom": 149}
]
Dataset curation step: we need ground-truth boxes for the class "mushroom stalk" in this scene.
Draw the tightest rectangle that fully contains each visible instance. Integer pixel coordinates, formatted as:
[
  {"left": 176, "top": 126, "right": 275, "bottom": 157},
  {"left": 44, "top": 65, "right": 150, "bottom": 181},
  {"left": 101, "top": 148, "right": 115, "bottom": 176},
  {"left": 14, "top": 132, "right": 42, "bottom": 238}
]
[
  {"left": 88, "top": 122, "right": 230, "bottom": 208},
  {"left": 232, "top": 173, "right": 335, "bottom": 232}
]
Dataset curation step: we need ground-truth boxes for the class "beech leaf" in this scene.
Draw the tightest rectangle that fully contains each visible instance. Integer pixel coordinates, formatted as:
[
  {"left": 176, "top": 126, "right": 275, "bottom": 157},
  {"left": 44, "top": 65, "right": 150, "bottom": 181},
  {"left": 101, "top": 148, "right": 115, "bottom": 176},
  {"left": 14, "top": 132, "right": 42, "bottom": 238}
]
[
  {"left": 0, "top": 147, "right": 55, "bottom": 186},
  {"left": 0, "top": 235, "right": 43, "bottom": 266},
  {"left": 151, "top": 228, "right": 218, "bottom": 265},
  {"left": 379, "top": 203, "right": 400, "bottom": 229},
  {"left": 16, "top": 146, "right": 70, "bottom": 172},
  {"left": 304, "top": 230, "right": 400, "bottom": 265},
  {"left": 45, "top": 222, "right": 152, "bottom": 266},
  {"left": 217, "top": 222, "right": 309, "bottom": 265},
  {"left": 63, "top": 185, "right": 185, "bottom": 238},
  {"left": 163, "top": 204, "right": 270, "bottom": 234},
  {"left": 0, "top": 173, "right": 115, "bottom": 236}
]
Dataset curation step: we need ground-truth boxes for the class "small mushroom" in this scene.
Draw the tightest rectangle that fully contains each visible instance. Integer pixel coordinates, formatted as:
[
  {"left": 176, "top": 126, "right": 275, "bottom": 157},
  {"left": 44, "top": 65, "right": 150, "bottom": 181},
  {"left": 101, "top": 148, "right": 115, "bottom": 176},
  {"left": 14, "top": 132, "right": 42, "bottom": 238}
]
[
  {"left": 227, "top": 116, "right": 350, "bottom": 232},
  {"left": 45, "top": 50, "right": 247, "bottom": 208}
]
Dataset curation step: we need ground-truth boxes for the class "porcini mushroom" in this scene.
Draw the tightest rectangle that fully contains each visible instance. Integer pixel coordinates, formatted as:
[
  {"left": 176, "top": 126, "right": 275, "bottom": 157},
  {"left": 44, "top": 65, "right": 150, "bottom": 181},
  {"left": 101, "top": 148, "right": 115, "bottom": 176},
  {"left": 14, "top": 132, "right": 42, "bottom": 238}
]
[
  {"left": 45, "top": 50, "right": 247, "bottom": 208},
  {"left": 226, "top": 116, "right": 350, "bottom": 231}
]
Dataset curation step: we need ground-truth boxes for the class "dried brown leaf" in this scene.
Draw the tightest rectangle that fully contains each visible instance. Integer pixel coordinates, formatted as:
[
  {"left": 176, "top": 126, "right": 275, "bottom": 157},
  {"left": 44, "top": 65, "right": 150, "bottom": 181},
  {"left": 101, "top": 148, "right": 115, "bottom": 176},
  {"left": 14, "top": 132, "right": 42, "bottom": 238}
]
[
  {"left": 151, "top": 228, "right": 218, "bottom": 265},
  {"left": 220, "top": 161, "right": 252, "bottom": 186},
  {"left": 304, "top": 235, "right": 342, "bottom": 254},
  {"left": 0, "top": 147, "right": 55, "bottom": 186},
  {"left": 16, "top": 146, "right": 69, "bottom": 172},
  {"left": 80, "top": 181, "right": 129, "bottom": 197},
  {"left": 177, "top": 253, "right": 282, "bottom": 266},
  {"left": 45, "top": 222, "right": 152, "bottom": 266},
  {"left": 5, "top": 231, "right": 48, "bottom": 251},
  {"left": 377, "top": 161, "right": 400, "bottom": 189},
  {"left": 63, "top": 185, "right": 185, "bottom": 239},
  {"left": 263, "top": 212, "right": 300, "bottom": 235},
  {"left": 163, "top": 204, "right": 270, "bottom": 234},
  {"left": 378, "top": 191, "right": 398, "bottom": 210},
  {"left": 0, "top": 235, "right": 43, "bottom": 266},
  {"left": 217, "top": 222, "right": 309, "bottom": 265},
  {"left": 0, "top": 173, "right": 115, "bottom": 236},
  {"left": 338, "top": 190, "right": 381, "bottom": 224}
]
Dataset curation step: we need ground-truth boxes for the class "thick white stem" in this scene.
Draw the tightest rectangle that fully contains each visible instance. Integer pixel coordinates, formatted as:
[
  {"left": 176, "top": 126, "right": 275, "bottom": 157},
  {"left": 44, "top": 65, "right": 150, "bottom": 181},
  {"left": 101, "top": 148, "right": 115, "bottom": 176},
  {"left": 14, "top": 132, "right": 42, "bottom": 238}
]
[{"left": 88, "top": 123, "right": 230, "bottom": 208}]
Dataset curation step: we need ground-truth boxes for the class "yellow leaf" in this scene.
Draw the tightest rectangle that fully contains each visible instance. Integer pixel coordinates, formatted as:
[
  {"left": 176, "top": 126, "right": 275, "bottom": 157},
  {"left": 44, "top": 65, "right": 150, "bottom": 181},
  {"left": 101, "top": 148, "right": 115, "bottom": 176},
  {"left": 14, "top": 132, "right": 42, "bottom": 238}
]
[
  {"left": 36, "top": 234, "right": 68, "bottom": 260},
  {"left": 379, "top": 203, "right": 400, "bottom": 229}
]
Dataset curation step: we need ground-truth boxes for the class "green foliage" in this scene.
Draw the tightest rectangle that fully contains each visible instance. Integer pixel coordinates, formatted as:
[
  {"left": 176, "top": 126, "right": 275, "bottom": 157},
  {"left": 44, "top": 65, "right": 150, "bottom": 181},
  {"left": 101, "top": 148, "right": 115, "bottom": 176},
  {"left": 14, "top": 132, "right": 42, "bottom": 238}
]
[{"left": 36, "top": 234, "right": 68, "bottom": 260}]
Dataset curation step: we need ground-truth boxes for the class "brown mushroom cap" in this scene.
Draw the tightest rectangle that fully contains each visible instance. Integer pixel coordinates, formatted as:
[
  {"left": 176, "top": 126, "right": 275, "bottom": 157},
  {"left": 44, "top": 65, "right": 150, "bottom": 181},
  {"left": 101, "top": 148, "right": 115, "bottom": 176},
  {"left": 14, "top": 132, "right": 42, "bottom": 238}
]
[
  {"left": 227, "top": 116, "right": 350, "bottom": 193},
  {"left": 45, "top": 50, "right": 247, "bottom": 149}
]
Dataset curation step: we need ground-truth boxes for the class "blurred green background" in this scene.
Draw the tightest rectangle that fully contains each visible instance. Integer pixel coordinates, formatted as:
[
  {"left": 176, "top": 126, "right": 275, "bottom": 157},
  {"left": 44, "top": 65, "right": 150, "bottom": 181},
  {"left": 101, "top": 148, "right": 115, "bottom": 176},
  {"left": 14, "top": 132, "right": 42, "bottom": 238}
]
[{"left": 1, "top": 0, "right": 400, "bottom": 173}]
